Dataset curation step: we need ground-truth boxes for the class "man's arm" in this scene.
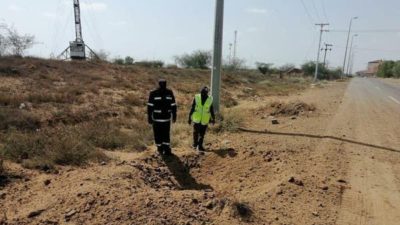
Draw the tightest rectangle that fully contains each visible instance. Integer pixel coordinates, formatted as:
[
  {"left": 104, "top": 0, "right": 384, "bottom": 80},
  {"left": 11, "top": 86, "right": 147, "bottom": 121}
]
[
  {"left": 188, "top": 98, "right": 196, "bottom": 124},
  {"left": 210, "top": 104, "right": 216, "bottom": 123},
  {"left": 171, "top": 92, "right": 177, "bottom": 122},
  {"left": 147, "top": 92, "right": 154, "bottom": 124}
]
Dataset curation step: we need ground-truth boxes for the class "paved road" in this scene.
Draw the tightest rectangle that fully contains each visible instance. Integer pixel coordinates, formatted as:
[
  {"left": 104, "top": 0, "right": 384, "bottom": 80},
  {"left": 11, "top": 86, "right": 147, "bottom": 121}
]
[{"left": 335, "top": 78, "right": 400, "bottom": 225}]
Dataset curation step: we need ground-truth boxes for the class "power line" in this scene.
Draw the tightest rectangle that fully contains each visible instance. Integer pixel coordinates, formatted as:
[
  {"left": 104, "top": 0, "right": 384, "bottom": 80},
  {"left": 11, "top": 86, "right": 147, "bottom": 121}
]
[
  {"left": 300, "top": 0, "right": 315, "bottom": 26},
  {"left": 330, "top": 29, "right": 400, "bottom": 33},
  {"left": 321, "top": 0, "right": 329, "bottom": 22},
  {"left": 335, "top": 45, "right": 400, "bottom": 53},
  {"left": 310, "top": 0, "right": 322, "bottom": 21}
]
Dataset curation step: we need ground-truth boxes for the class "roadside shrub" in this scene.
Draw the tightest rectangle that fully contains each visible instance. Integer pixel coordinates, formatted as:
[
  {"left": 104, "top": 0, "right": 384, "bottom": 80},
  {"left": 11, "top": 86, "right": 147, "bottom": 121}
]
[
  {"left": 124, "top": 56, "right": 134, "bottom": 65},
  {"left": 135, "top": 60, "right": 164, "bottom": 68},
  {"left": 256, "top": 62, "right": 274, "bottom": 75},
  {"left": 175, "top": 50, "right": 211, "bottom": 69},
  {"left": 81, "top": 122, "right": 130, "bottom": 150},
  {"left": 377, "top": 61, "right": 395, "bottom": 78},
  {"left": 214, "top": 108, "right": 243, "bottom": 133},
  {"left": 0, "top": 127, "right": 108, "bottom": 169},
  {"left": 392, "top": 61, "right": 400, "bottom": 78},
  {"left": 113, "top": 58, "right": 125, "bottom": 65}
]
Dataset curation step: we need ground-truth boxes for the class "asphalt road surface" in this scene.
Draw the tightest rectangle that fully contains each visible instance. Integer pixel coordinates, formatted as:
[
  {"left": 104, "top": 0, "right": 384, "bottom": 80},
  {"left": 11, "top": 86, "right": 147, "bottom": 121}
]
[{"left": 336, "top": 78, "right": 400, "bottom": 225}]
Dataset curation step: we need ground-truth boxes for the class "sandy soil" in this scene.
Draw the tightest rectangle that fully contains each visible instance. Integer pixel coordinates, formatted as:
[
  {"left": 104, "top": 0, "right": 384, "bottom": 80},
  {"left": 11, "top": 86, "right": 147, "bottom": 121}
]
[{"left": 1, "top": 78, "right": 400, "bottom": 225}]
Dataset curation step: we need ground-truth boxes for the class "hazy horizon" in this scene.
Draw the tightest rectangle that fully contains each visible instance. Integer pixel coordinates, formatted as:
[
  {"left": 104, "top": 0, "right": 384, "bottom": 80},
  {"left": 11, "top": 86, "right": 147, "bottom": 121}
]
[{"left": 1, "top": 0, "right": 400, "bottom": 72}]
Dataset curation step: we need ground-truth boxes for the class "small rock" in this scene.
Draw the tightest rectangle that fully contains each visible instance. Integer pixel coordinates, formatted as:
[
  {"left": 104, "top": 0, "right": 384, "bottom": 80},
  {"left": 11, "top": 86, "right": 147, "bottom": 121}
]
[
  {"left": 288, "top": 177, "right": 304, "bottom": 186},
  {"left": 0, "top": 191, "right": 6, "bottom": 199},
  {"left": 291, "top": 116, "right": 297, "bottom": 120},
  {"left": 28, "top": 209, "right": 45, "bottom": 218},
  {"left": 312, "top": 211, "right": 319, "bottom": 217},
  {"left": 271, "top": 119, "right": 279, "bottom": 125},
  {"left": 221, "top": 140, "right": 231, "bottom": 145},
  {"left": 205, "top": 200, "right": 215, "bottom": 209},
  {"left": 100, "top": 161, "right": 107, "bottom": 166},
  {"left": 321, "top": 186, "right": 329, "bottom": 191},
  {"left": 337, "top": 179, "right": 347, "bottom": 184},
  {"left": 44, "top": 179, "right": 51, "bottom": 186},
  {"left": 65, "top": 209, "right": 77, "bottom": 219}
]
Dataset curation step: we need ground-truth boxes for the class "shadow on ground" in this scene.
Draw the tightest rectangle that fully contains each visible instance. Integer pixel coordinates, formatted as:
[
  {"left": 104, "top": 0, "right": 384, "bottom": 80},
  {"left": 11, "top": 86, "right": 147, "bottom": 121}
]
[
  {"left": 239, "top": 128, "right": 400, "bottom": 153},
  {"left": 161, "top": 154, "right": 212, "bottom": 191}
]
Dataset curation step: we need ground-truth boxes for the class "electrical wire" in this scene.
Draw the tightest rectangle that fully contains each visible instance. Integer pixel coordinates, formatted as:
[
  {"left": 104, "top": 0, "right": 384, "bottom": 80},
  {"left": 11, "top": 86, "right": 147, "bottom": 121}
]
[
  {"left": 300, "top": 0, "right": 315, "bottom": 27},
  {"left": 334, "top": 45, "right": 400, "bottom": 53},
  {"left": 330, "top": 29, "right": 400, "bottom": 33},
  {"left": 321, "top": 0, "right": 329, "bottom": 22},
  {"left": 310, "top": 0, "right": 322, "bottom": 22}
]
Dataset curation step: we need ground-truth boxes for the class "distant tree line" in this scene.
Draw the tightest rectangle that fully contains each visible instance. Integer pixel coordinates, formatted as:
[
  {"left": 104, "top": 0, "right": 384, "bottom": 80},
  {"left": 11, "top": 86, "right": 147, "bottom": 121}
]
[{"left": 377, "top": 61, "right": 400, "bottom": 78}]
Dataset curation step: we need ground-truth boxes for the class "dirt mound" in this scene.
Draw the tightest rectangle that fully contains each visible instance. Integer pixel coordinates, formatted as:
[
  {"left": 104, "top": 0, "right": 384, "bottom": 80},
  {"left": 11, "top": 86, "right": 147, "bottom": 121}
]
[{"left": 270, "top": 101, "right": 316, "bottom": 116}]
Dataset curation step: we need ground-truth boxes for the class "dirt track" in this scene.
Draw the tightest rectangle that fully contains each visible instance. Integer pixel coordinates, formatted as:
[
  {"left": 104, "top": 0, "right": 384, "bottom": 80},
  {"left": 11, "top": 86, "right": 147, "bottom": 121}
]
[{"left": 1, "top": 78, "right": 400, "bottom": 225}]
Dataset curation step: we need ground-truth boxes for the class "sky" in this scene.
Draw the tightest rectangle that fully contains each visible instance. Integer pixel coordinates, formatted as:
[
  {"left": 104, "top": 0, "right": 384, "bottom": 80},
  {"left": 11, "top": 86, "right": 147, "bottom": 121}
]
[{"left": 1, "top": 0, "right": 400, "bottom": 72}]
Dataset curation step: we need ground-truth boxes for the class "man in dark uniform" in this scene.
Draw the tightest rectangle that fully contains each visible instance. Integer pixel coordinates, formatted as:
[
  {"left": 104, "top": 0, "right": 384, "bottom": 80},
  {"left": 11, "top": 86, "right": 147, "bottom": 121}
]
[
  {"left": 147, "top": 79, "right": 177, "bottom": 155},
  {"left": 188, "top": 86, "right": 216, "bottom": 152}
]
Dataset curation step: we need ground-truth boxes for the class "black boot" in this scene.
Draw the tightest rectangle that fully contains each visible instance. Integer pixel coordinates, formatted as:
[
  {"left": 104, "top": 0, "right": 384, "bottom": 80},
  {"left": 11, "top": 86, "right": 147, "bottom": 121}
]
[
  {"left": 164, "top": 146, "right": 172, "bottom": 156},
  {"left": 157, "top": 146, "right": 163, "bottom": 155},
  {"left": 198, "top": 137, "right": 205, "bottom": 152}
]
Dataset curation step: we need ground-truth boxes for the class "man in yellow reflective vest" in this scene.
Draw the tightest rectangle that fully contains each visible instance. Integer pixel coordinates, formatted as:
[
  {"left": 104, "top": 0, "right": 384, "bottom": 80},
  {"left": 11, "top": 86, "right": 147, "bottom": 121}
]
[{"left": 188, "top": 86, "right": 216, "bottom": 151}]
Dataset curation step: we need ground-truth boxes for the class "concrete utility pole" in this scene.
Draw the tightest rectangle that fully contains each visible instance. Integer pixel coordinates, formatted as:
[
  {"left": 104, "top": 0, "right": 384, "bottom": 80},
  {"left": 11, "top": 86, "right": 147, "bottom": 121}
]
[
  {"left": 322, "top": 43, "right": 333, "bottom": 67},
  {"left": 314, "top": 23, "right": 329, "bottom": 82},
  {"left": 228, "top": 43, "right": 233, "bottom": 64},
  {"left": 233, "top": 30, "right": 238, "bottom": 61},
  {"left": 347, "top": 34, "right": 358, "bottom": 75},
  {"left": 211, "top": 0, "right": 224, "bottom": 113},
  {"left": 342, "top": 17, "right": 358, "bottom": 77}
]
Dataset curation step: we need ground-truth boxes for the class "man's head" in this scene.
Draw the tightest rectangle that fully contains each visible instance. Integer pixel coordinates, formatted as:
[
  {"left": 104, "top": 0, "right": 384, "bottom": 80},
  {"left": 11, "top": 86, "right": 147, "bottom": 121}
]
[
  {"left": 201, "top": 86, "right": 209, "bottom": 97},
  {"left": 158, "top": 79, "right": 167, "bottom": 90}
]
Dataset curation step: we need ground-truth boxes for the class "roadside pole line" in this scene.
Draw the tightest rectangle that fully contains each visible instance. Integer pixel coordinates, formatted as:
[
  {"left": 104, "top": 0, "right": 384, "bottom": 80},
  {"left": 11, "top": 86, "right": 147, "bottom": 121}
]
[{"left": 388, "top": 96, "right": 400, "bottom": 105}]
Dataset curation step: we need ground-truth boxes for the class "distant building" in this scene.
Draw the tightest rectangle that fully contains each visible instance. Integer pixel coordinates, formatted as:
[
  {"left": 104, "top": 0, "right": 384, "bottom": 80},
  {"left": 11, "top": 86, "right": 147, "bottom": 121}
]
[{"left": 357, "top": 60, "right": 383, "bottom": 77}]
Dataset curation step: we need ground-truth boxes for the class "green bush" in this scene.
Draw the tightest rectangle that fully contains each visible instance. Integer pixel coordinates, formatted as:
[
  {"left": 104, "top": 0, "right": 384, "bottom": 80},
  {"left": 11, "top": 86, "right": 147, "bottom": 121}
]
[
  {"left": 391, "top": 61, "right": 400, "bottom": 78},
  {"left": 377, "top": 61, "right": 395, "bottom": 78},
  {"left": 124, "top": 56, "right": 134, "bottom": 65},
  {"left": 255, "top": 62, "right": 273, "bottom": 75},
  {"left": 301, "top": 61, "right": 340, "bottom": 80},
  {"left": 113, "top": 58, "right": 125, "bottom": 65},
  {"left": 175, "top": 50, "right": 211, "bottom": 69}
]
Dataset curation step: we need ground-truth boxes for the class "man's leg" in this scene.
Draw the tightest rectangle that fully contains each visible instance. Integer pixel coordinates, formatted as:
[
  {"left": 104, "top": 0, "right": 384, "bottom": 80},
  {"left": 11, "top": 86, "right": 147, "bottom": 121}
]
[
  {"left": 197, "top": 125, "right": 208, "bottom": 151},
  {"left": 193, "top": 123, "right": 200, "bottom": 149},
  {"left": 162, "top": 121, "right": 172, "bottom": 155},
  {"left": 153, "top": 122, "right": 163, "bottom": 154}
]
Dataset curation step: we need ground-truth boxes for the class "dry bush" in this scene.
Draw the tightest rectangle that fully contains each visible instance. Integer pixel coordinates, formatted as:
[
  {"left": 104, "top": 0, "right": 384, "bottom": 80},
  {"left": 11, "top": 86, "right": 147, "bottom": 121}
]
[
  {"left": 0, "top": 108, "right": 41, "bottom": 131},
  {"left": 0, "top": 127, "right": 107, "bottom": 170},
  {"left": 123, "top": 93, "right": 145, "bottom": 107},
  {"left": 80, "top": 121, "right": 131, "bottom": 150},
  {"left": 0, "top": 93, "right": 24, "bottom": 107},
  {"left": 214, "top": 108, "right": 244, "bottom": 133},
  {"left": 270, "top": 101, "right": 316, "bottom": 116}
]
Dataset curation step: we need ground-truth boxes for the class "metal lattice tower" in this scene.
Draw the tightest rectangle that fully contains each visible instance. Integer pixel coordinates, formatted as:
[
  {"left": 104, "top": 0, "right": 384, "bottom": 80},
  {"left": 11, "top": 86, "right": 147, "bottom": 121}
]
[
  {"left": 58, "top": 0, "right": 98, "bottom": 60},
  {"left": 73, "top": 0, "right": 83, "bottom": 42}
]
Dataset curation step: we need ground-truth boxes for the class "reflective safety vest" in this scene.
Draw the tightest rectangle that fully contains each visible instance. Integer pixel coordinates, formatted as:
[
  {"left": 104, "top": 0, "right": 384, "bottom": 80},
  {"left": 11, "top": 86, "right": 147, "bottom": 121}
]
[{"left": 192, "top": 94, "right": 213, "bottom": 125}]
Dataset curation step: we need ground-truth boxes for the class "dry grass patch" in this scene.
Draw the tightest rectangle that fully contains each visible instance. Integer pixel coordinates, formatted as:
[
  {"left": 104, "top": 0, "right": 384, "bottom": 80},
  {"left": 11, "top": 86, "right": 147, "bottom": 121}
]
[{"left": 0, "top": 127, "right": 108, "bottom": 170}]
